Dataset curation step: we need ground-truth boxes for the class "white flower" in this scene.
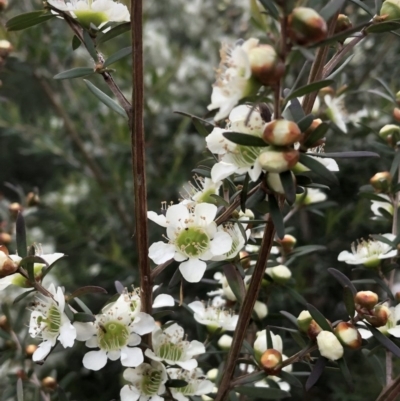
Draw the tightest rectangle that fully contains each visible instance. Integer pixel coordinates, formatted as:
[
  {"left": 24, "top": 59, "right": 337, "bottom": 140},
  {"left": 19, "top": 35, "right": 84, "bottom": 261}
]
[
  {"left": 145, "top": 323, "right": 205, "bottom": 370},
  {"left": 120, "top": 361, "right": 167, "bottom": 401},
  {"left": 218, "top": 334, "right": 233, "bottom": 349},
  {"left": 296, "top": 188, "right": 327, "bottom": 205},
  {"left": 254, "top": 301, "right": 268, "bottom": 320},
  {"left": 81, "top": 294, "right": 155, "bottom": 371},
  {"left": 180, "top": 177, "right": 222, "bottom": 207},
  {"left": 253, "top": 329, "right": 283, "bottom": 358},
  {"left": 208, "top": 38, "right": 260, "bottom": 121},
  {"left": 148, "top": 203, "right": 232, "bottom": 283},
  {"left": 307, "top": 146, "right": 339, "bottom": 172},
  {"left": 338, "top": 234, "right": 397, "bottom": 269},
  {"left": 47, "top": 0, "right": 130, "bottom": 28},
  {"left": 212, "top": 223, "right": 250, "bottom": 261},
  {"left": 29, "top": 284, "right": 76, "bottom": 361},
  {"left": 324, "top": 94, "right": 348, "bottom": 133},
  {"left": 188, "top": 301, "right": 238, "bottom": 331},
  {"left": 0, "top": 252, "right": 63, "bottom": 291},
  {"left": 206, "top": 105, "right": 266, "bottom": 182},
  {"left": 370, "top": 194, "right": 394, "bottom": 217},
  {"left": 265, "top": 264, "right": 292, "bottom": 284},
  {"left": 360, "top": 304, "right": 400, "bottom": 339},
  {"left": 316, "top": 331, "right": 343, "bottom": 361},
  {"left": 167, "top": 368, "right": 214, "bottom": 401}
]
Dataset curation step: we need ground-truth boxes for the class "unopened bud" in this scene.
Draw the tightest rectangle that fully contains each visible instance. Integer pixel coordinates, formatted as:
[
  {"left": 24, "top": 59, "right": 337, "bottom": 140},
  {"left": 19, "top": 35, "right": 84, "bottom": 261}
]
[
  {"left": 393, "top": 108, "right": 400, "bottom": 122},
  {"left": 355, "top": 291, "right": 379, "bottom": 310},
  {"left": 276, "top": 234, "right": 297, "bottom": 254},
  {"left": 41, "top": 377, "right": 57, "bottom": 391},
  {"left": 0, "top": 0, "right": 8, "bottom": 12},
  {"left": 297, "top": 310, "right": 312, "bottom": 332},
  {"left": 0, "top": 233, "right": 11, "bottom": 245},
  {"left": 26, "top": 192, "right": 40, "bottom": 207},
  {"left": 239, "top": 251, "right": 251, "bottom": 270},
  {"left": 0, "top": 250, "right": 18, "bottom": 278},
  {"left": 334, "top": 322, "right": 362, "bottom": 349},
  {"left": 370, "top": 172, "right": 392, "bottom": 193},
  {"left": 288, "top": 7, "right": 328, "bottom": 45},
  {"left": 260, "top": 349, "right": 282, "bottom": 374},
  {"left": 206, "top": 368, "right": 218, "bottom": 381},
  {"left": 0, "top": 40, "right": 12, "bottom": 58},
  {"left": 381, "top": 0, "right": 400, "bottom": 21},
  {"left": 266, "top": 172, "right": 295, "bottom": 195},
  {"left": 0, "top": 315, "right": 9, "bottom": 331},
  {"left": 218, "top": 334, "right": 233, "bottom": 350},
  {"left": 254, "top": 300, "right": 268, "bottom": 319},
  {"left": 316, "top": 331, "right": 344, "bottom": 361},
  {"left": 9, "top": 203, "right": 23, "bottom": 218},
  {"left": 25, "top": 344, "right": 38, "bottom": 357},
  {"left": 258, "top": 148, "right": 299, "bottom": 173},
  {"left": 265, "top": 264, "right": 292, "bottom": 284},
  {"left": 334, "top": 14, "right": 352, "bottom": 35},
  {"left": 248, "top": 45, "right": 285, "bottom": 86},
  {"left": 379, "top": 124, "right": 400, "bottom": 140},
  {"left": 365, "top": 304, "right": 390, "bottom": 327},
  {"left": 263, "top": 119, "right": 301, "bottom": 146},
  {"left": 307, "top": 319, "right": 323, "bottom": 340}
]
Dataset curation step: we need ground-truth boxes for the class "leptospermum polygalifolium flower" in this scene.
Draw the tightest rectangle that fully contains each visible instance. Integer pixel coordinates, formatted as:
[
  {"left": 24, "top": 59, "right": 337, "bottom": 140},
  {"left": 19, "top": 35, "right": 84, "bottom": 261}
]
[
  {"left": 206, "top": 105, "right": 265, "bottom": 183},
  {"left": 145, "top": 323, "right": 205, "bottom": 370},
  {"left": 180, "top": 176, "right": 223, "bottom": 208},
  {"left": 360, "top": 303, "right": 400, "bottom": 339},
  {"left": 167, "top": 368, "right": 214, "bottom": 401},
  {"left": 188, "top": 301, "right": 238, "bottom": 331},
  {"left": 29, "top": 283, "right": 76, "bottom": 362},
  {"left": 120, "top": 361, "right": 167, "bottom": 401},
  {"left": 337, "top": 233, "right": 397, "bottom": 269},
  {"left": 148, "top": 203, "right": 232, "bottom": 283},
  {"left": 207, "top": 38, "right": 260, "bottom": 121},
  {"left": 80, "top": 292, "right": 155, "bottom": 371},
  {"left": 46, "top": 0, "right": 130, "bottom": 29}
]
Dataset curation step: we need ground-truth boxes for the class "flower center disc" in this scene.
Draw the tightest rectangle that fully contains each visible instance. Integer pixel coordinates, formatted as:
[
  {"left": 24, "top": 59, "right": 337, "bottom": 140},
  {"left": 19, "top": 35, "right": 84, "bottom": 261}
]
[
  {"left": 158, "top": 342, "right": 184, "bottom": 361},
  {"left": 98, "top": 321, "right": 129, "bottom": 351},
  {"left": 74, "top": 10, "right": 108, "bottom": 29},
  {"left": 232, "top": 145, "right": 262, "bottom": 167},
  {"left": 176, "top": 227, "right": 209, "bottom": 258},
  {"left": 141, "top": 369, "right": 162, "bottom": 396},
  {"left": 38, "top": 305, "right": 62, "bottom": 335}
]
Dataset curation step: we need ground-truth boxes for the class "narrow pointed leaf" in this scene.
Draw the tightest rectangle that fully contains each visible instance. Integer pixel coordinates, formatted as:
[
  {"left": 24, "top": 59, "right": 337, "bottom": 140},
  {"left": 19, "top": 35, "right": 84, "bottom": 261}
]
[
  {"left": 240, "top": 174, "right": 250, "bottom": 213},
  {"left": 16, "top": 212, "right": 27, "bottom": 258},
  {"left": 192, "top": 168, "right": 211, "bottom": 178},
  {"left": 6, "top": 11, "right": 55, "bottom": 31},
  {"left": 286, "top": 80, "right": 334, "bottom": 101},
  {"left": 390, "top": 150, "right": 400, "bottom": 177},
  {"left": 83, "top": 30, "right": 98, "bottom": 61},
  {"left": 258, "top": 0, "right": 279, "bottom": 19},
  {"left": 97, "top": 22, "right": 130, "bottom": 45},
  {"left": 103, "top": 46, "right": 132, "bottom": 68},
  {"left": 361, "top": 349, "right": 385, "bottom": 387},
  {"left": 266, "top": 326, "right": 273, "bottom": 349},
  {"left": 268, "top": 194, "right": 285, "bottom": 239},
  {"left": 280, "top": 311, "right": 299, "bottom": 327},
  {"left": 327, "top": 268, "right": 357, "bottom": 295},
  {"left": 305, "top": 356, "right": 327, "bottom": 391},
  {"left": 297, "top": 114, "right": 314, "bottom": 133},
  {"left": 368, "top": 325, "right": 400, "bottom": 357},
  {"left": 307, "top": 303, "right": 332, "bottom": 331},
  {"left": 307, "top": 151, "right": 379, "bottom": 159},
  {"left": 73, "top": 312, "right": 95, "bottom": 323},
  {"left": 326, "top": 55, "right": 354, "bottom": 79},
  {"left": 17, "top": 378, "right": 23, "bottom": 401},
  {"left": 349, "top": 0, "right": 373, "bottom": 15},
  {"left": 367, "top": 21, "right": 400, "bottom": 34},
  {"left": 193, "top": 118, "right": 212, "bottom": 136},
  {"left": 69, "top": 286, "right": 107, "bottom": 299},
  {"left": 373, "top": 277, "right": 395, "bottom": 300},
  {"left": 304, "top": 122, "right": 329, "bottom": 146},
  {"left": 319, "top": 0, "right": 346, "bottom": 21},
  {"left": 72, "top": 35, "right": 81, "bottom": 50},
  {"left": 279, "top": 371, "right": 303, "bottom": 388},
  {"left": 84, "top": 79, "right": 127, "bottom": 118},
  {"left": 223, "top": 264, "right": 245, "bottom": 304},
  {"left": 54, "top": 67, "right": 94, "bottom": 80},
  {"left": 343, "top": 286, "right": 355, "bottom": 318},
  {"left": 74, "top": 297, "right": 93, "bottom": 315},
  {"left": 223, "top": 132, "right": 267, "bottom": 147},
  {"left": 283, "top": 286, "right": 308, "bottom": 306},
  {"left": 288, "top": 97, "right": 305, "bottom": 122},
  {"left": 280, "top": 170, "right": 296, "bottom": 205},
  {"left": 234, "top": 386, "right": 290, "bottom": 399},
  {"left": 299, "top": 153, "right": 338, "bottom": 185}
]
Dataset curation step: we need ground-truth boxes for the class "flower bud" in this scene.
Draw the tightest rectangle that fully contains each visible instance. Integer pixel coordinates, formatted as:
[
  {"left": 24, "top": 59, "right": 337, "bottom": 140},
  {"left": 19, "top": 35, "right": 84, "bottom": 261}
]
[
  {"left": 334, "top": 322, "right": 362, "bottom": 350},
  {"left": 297, "top": 310, "right": 312, "bottom": 332},
  {"left": 0, "top": 315, "right": 9, "bottom": 331},
  {"left": 206, "top": 368, "right": 219, "bottom": 381},
  {"left": 0, "top": 40, "right": 12, "bottom": 58},
  {"left": 265, "top": 264, "right": 292, "bottom": 284},
  {"left": 218, "top": 334, "right": 233, "bottom": 350},
  {"left": 0, "top": 233, "right": 11, "bottom": 245},
  {"left": 370, "top": 172, "right": 392, "bottom": 193},
  {"left": 316, "top": 331, "right": 344, "bottom": 361},
  {"left": 8, "top": 202, "right": 23, "bottom": 218},
  {"left": 248, "top": 45, "right": 285, "bottom": 86},
  {"left": 254, "top": 300, "right": 268, "bottom": 319},
  {"left": 41, "top": 377, "right": 57, "bottom": 391},
  {"left": 379, "top": 124, "right": 400, "bottom": 139},
  {"left": 355, "top": 291, "right": 379, "bottom": 310},
  {"left": 26, "top": 192, "right": 40, "bottom": 207},
  {"left": 260, "top": 349, "right": 282, "bottom": 375},
  {"left": 25, "top": 344, "right": 38, "bottom": 357},
  {"left": 0, "top": 0, "right": 8, "bottom": 12},
  {"left": 288, "top": 7, "right": 328, "bottom": 45},
  {"left": 393, "top": 108, "right": 400, "bottom": 122},
  {"left": 263, "top": 119, "right": 301, "bottom": 146},
  {"left": 266, "top": 172, "right": 295, "bottom": 194},
  {"left": 335, "top": 14, "right": 352, "bottom": 36},
  {"left": 258, "top": 148, "right": 299, "bottom": 173},
  {"left": 307, "top": 319, "right": 323, "bottom": 340},
  {"left": 276, "top": 234, "right": 297, "bottom": 254},
  {"left": 381, "top": 0, "right": 400, "bottom": 21},
  {"left": 0, "top": 250, "right": 18, "bottom": 278},
  {"left": 365, "top": 304, "right": 390, "bottom": 327}
]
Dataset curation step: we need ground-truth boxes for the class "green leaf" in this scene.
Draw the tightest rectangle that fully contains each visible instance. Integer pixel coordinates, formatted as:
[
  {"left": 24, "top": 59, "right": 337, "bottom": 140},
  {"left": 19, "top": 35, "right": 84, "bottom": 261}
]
[
  {"left": 287, "top": 97, "right": 305, "bottom": 122},
  {"left": 327, "top": 268, "right": 357, "bottom": 295},
  {"left": 280, "top": 310, "right": 299, "bottom": 327},
  {"left": 349, "top": 0, "right": 374, "bottom": 15},
  {"left": 279, "top": 371, "right": 303, "bottom": 388},
  {"left": 222, "top": 132, "right": 267, "bottom": 147},
  {"left": 16, "top": 212, "right": 27, "bottom": 258},
  {"left": 280, "top": 170, "right": 296, "bottom": 205},
  {"left": 268, "top": 194, "right": 284, "bottom": 239},
  {"left": 368, "top": 324, "right": 400, "bottom": 357},
  {"left": 54, "top": 67, "right": 94, "bottom": 80},
  {"left": 84, "top": 79, "right": 127, "bottom": 118},
  {"left": 258, "top": 0, "right": 279, "bottom": 19},
  {"left": 305, "top": 356, "right": 326, "bottom": 391},
  {"left": 83, "top": 30, "right": 98, "bottom": 61},
  {"left": 319, "top": 0, "right": 346, "bottom": 21},
  {"left": 367, "top": 21, "right": 400, "bottom": 34},
  {"left": 72, "top": 35, "right": 81, "bottom": 51},
  {"left": 375, "top": 77, "right": 396, "bottom": 101},
  {"left": 286, "top": 80, "right": 334, "bottom": 101},
  {"left": 96, "top": 22, "right": 130, "bottom": 45},
  {"left": 370, "top": 234, "right": 395, "bottom": 246},
  {"left": 326, "top": 55, "right": 354, "bottom": 79},
  {"left": 223, "top": 264, "right": 245, "bottom": 304},
  {"left": 390, "top": 150, "right": 400, "bottom": 177},
  {"left": 103, "top": 46, "right": 132, "bottom": 68},
  {"left": 282, "top": 286, "right": 308, "bottom": 306},
  {"left": 362, "top": 349, "right": 385, "bottom": 387},
  {"left": 166, "top": 380, "right": 189, "bottom": 388},
  {"left": 337, "top": 358, "right": 354, "bottom": 390},
  {"left": 73, "top": 312, "right": 95, "bottom": 323},
  {"left": 192, "top": 168, "right": 211, "bottom": 178},
  {"left": 240, "top": 173, "right": 250, "bottom": 213},
  {"left": 234, "top": 386, "right": 290, "bottom": 399},
  {"left": 297, "top": 114, "right": 314, "bottom": 133},
  {"left": 343, "top": 286, "right": 355, "bottom": 318},
  {"left": 359, "top": 192, "right": 391, "bottom": 202},
  {"left": 373, "top": 277, "right": 395, "bottom": 300},
  {"left": 74, "top": 297, "right": 93, "bottom": 315},
  {"left": 6, "top": 11, "right": 55, "bottom": 31},
  {"left": 309, "top": 151, "right": 379, "bottom": 159},
  {"left": 69, "top": 286, "right": 107, "bottom": 299},
  {"left": 307, "top": 303, "right": 332, "bottom": 331},
  {"left": 192, "top": 118, "right": 212, "bottom": 136},
  {"left": 303, "top": 122, "right": 328, "bottom": 146},
  {"left": 299, "top": 153, "right": 338, "bottom": 185}
]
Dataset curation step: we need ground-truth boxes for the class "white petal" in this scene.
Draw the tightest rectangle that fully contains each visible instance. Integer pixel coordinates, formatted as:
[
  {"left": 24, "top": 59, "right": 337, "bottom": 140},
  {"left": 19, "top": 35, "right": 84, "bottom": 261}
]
[
  {"left": 85, "top": 335, "right": 99, "bottom": 348},
  {"left": 188, "top": 301, "right": 205, "bottom": 316},
  {"left": 194, "top": 203, "right": 218, "bottom": 226},
  {"left": 108, "top": 350, "right": 121, "bottom": 361},
  {"left": 32, "top": 340, "right": 52, "bottom": 362},
  {"left": 144, "top": 349, "right": 162, "bottom": 362},
  {"left": 149, "top": 242, "right": 176, "bottom": 264},
  {"left": 83, "top": 350, "right": 108, "bottom": 371},
  {"left": 248, "top": 159, "right": 262, "bottom": 182},
  {"left": 210, "top": 232, "right": 232, "bottom": 256},
  {"left": 40, "top": 253, "right": 64, "bottom": 266},
  {"left": 121, "top": 346, "right": 144, "bottom": 367},
  {"left": 74, "top": 322, "right": 97, "bottom": 341},
  {"left": 128, "top": 333, "right": 141, "bottom": 346},
  {"left": 358, "top": 328, "right": 373, "bottom": 340},
  {"left": 147, "top": 211, "right": 167, "bottom": 227},
  {"left": 186, "top": 340, "right": 206, "bottom": 357},
  {"left": 58, "top": 320, "right": 76, "bottom": 348},
  {"left": 132, "top": 312, "right": 156, "bottom": 335},
  {"left": 388, "top": 327, "right": 400, "bottom": 338},
  {"left": 179, "top": 259, "right": 207, "bottom": 283},
  {"left": 196, "top": 380, "right": 214, "bottom": 395},
  {"left": 0, "top": 275, "right": 13, "bottom": 290},
  {"left": 153, "top": 294, "right": 175, "bottom": 308},
  {"left": 150, "top": 396, "right": 164, "bottom": 401},
  {"left": 166, "top": 204, "right": 189, "bottom": 226},
  {"left": 120, "top": 385, "right": 140, "bottom": 401},
  {"left": 211, "top": 162, "right": 237, "bottom": 183},
  {"left": 176, "top": 359, "right": 197, "bottom": 370}
]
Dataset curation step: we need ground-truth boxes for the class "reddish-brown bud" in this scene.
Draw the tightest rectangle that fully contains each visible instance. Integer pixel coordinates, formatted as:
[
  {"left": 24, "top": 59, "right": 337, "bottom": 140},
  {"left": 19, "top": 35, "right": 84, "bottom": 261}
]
[
  {"left": 307, "top": 319, "right": 323, "bottom": 340},
  {"left": 288, "top": 7, "right": 328, "bottom": 45},
  {"left": 365, "top": 305, "right": 390, "bottom": 327},
  {"left": 8, "top": 202, "right": 23, "bottom": 218},
  {"left": 0, "top": 40, "right": 12, "bottom": 58},
  {"left": 25, "top": 344, "right": 38, "bottom": 357},
  {"left": 26, "top": 192, "right": 40, "bottom": 207},
  {"left": 334, "top": 322, "right": 362, "bottom": 350},
  {"left": 0, "top": 250, "right": 18, "bottom": 278},
  {"left": 334, "top": 14, "right": 352, "bottom": 35},
  {"left": 263, "top": 119, "right": 301, "bottom": 146},
  {"left": 260, "top": 349, "right": 282, "bottom": 375},
  {"left": 370, "top": 172, "right": 392, "bottom": 193},
  {"left": 0, "top": 233, "right": 11, "bottom": 245},
  {"left": 0, "top": 315, "right": 9, "bottom": 331},
  {"left": 258, "top": 148, "right": 299, "bottom": 173},
  {"left": 41, "top": 377, "right": 58, "bottom": 391},
  {"left": 276, "top": 234, "right": 297, "bottom": 254},
  {"left": 354, "top": 291, "right": 379, "bottom": 310}
]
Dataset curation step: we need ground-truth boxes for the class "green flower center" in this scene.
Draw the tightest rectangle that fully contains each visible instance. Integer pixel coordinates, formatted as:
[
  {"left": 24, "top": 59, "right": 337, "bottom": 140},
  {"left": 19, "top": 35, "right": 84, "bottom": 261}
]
[
  {"left": 175, "top": 227, "right": 210, "bottom": 258},
  {"left": 141, "top": 369, "right": 163, "bottom": 396},
  {"left": 158, "top": 342, "right": 184, "bottom": 361},
  {"left": 98, "top": 321, "right": 129, "bottom": 351},
  {"left": 176, "top": 383, "right": 195, "bottom": 395},
  {"left": 38, "top": 305, "right": 61, "bottom": 335},
  {"left": 74, "top": 10, "right": 108, "bottom": 29},
  {"left": 231, "top": 145, "right": 262, "bottom": 167}
]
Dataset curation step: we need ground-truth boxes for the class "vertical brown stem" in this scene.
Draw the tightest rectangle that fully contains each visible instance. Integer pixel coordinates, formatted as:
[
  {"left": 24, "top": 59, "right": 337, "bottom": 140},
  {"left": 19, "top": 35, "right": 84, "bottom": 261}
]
[{"left": 131, "top": 0, "right": 153, "bottom": 333}]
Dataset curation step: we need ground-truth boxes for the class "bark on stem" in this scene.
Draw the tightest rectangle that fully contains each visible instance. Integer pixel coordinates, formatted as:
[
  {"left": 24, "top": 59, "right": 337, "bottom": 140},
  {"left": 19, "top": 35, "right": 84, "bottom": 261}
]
[
  {"left": 131, "top": 0, "right": 152, "bottom": 333},
  {"left": 214, "top": 215, "right": 276, "bottom": 401}
]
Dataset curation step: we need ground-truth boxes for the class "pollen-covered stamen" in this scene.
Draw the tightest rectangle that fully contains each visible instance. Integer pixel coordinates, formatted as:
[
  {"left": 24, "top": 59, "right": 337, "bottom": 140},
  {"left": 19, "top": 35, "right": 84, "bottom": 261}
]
[
  {"left": 175, "top": 227, "right": 210, "bottom": 258},
  {"left": 141, "top": 369, "right": 163, "bottom": 396},
  {"left": 229, "top": 145, "right": 262, "bottom": 167},
  {"left": 158, "top": 342, "right": 184, "bottom": 361},
  {"left": 34, "top": 304, "right": 62, "bottom": 337},
  {"left": 98, "top": 321, "right": 129, "bottom": 351}
]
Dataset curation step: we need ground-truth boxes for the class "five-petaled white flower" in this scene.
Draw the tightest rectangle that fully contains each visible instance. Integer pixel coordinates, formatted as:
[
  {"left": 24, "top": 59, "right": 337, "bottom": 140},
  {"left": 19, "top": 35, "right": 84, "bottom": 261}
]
[
  {"left": 80, "top": 294, "right": 155, "bottom": 371},
  {"left": 324, "top": 94, "right": 348, "bottom": 133},
  {"left": 208, "top": 38, "right": 260, "bottom": 121},
  {"left": 188, "top": 301, "right": 238, "bottom": 331},
  {"left": 47, "top": 0, "right": 130, "bottom": 28},
  {"left": 148, "top": 203, "right": 232, "bottom": 283},
  {"left": 206, "top": 105, "right": 266, "bottom": 183},
  {"left": 167, "top": 368, "right": 214, "bottom": 401},
  {"left": 29, "top": 283, "right": 76, "bottom": 362},
  {"left": 145, "top": 323, "right": 205, "bottom": 370},
  {"left": 120, "top": 361, "right": 167, "bottom": 401},
  {"left": 338, "top": 234, "right": 397, "bottom": 269},
  {"left": 180, "top": 176, "right": 222, "bottom": 208}
]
